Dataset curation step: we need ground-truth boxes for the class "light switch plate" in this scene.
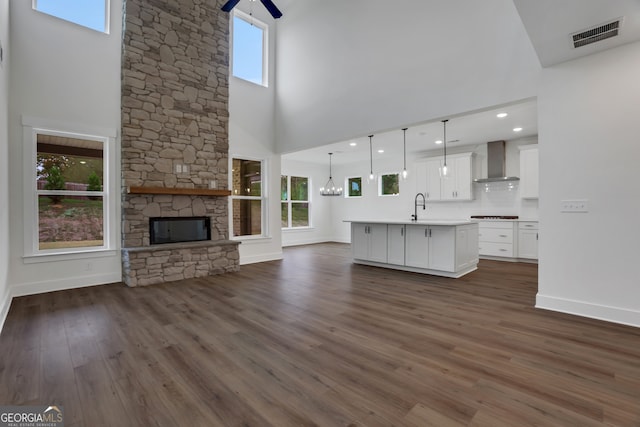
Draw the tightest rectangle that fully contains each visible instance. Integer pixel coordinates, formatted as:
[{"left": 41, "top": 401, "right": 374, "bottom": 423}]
[{"left": 560, "top": 199, "right": 589, "bottom": 213}]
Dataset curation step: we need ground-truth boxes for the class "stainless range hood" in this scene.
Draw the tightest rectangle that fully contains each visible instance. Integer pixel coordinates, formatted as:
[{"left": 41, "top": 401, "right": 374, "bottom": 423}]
[{"left": 474, "top": 140, "right": 520, "bottom": 183}]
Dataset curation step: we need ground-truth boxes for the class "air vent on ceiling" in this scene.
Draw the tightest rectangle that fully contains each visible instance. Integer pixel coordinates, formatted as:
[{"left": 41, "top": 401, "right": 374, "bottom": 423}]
[{"left": 572, "top": 19, "right": 621, "bottom": 48}]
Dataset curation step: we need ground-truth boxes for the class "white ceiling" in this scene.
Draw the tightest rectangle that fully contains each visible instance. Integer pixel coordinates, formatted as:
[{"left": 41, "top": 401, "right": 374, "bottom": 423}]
[
  {"left": 279, "top": 0, "right": 640, "bottom": 166},
  {"left": 513, "top": 0, "right": 640, "bottom": 67},
  {"left": 283, "top": 98, "right": 538, "bottom": 166}
]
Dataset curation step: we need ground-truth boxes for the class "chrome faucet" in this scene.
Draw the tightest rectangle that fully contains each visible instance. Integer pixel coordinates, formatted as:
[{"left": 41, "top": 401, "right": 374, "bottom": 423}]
[{"left": 413, "top": 193, "right": 426, "bottom": 221}]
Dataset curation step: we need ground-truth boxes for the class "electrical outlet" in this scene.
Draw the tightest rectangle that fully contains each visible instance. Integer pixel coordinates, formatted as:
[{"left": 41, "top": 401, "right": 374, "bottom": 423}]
[{"left": 560, "top": 199, "right": 589, "bottom": 213}]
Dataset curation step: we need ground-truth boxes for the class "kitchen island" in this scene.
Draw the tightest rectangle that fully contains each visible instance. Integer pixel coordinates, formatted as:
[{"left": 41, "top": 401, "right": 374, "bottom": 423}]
[{"left": 346, "top": 220, "right": 479, "bottom": 278}]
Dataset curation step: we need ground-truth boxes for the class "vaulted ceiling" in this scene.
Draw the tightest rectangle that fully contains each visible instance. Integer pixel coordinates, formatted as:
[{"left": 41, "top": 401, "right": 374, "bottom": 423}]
[
  {"left": 275, "top": 0, "right": 640, "bottom": 164},
  {"left": 513, "top": 0, "right": 640, "bottom": 67}
]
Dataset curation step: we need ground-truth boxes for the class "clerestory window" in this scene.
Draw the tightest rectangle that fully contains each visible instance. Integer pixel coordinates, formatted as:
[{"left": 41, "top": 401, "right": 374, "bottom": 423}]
[
  {"left": 231, "top": 10, "right": 268, "bottom": 86},
  {"left": 33, "top": 0, "right": 110, "bottom": 33}
]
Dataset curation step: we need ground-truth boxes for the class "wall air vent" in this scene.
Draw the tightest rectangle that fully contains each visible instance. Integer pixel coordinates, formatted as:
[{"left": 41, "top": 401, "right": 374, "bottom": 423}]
[{"left": 572, "top": 19, "right": 621, "bottom": 48}]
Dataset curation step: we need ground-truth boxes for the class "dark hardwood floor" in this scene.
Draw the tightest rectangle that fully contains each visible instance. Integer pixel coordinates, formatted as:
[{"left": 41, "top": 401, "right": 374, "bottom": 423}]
[{"left": 1, "top": 243, "right": 640, "bottom": 426}]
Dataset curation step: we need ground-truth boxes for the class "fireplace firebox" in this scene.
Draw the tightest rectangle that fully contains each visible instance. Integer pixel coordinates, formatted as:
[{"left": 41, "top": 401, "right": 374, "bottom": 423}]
[{"left": 150, "top": 217, "right": 211, "bottom": 245}]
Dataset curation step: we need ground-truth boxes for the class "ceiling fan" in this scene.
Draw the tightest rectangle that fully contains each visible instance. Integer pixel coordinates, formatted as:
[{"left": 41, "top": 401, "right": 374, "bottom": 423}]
[{"left": 221, "top": 0, "right": 283, "bottom": 19}]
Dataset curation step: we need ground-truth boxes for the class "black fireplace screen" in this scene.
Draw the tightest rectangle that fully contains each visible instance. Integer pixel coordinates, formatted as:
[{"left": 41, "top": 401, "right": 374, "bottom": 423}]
[{"left": 149, "top": 217, "right": 211, "bottom": 245}]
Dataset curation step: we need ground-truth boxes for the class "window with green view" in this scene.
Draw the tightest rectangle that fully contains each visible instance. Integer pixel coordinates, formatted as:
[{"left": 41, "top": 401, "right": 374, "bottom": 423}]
[
  {"left": 281, "top": 175, "right": 310, "bottom": 228},
  {"left": 346, "top": 177, "right": 362, "bottom": 198},
  {"left": 379, "top": 173, "right": 400, "bottom": 196}
]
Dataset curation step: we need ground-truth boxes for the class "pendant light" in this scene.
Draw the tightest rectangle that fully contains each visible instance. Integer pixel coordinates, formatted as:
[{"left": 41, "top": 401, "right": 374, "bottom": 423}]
[
  {"left": 368, "top": 135, "right": 375, "bottom": 181},
  {"left": 440, "top": 119, "right": 449, "bottom": 177},
  {"left": 401, "top": 128, "right": 409, "bottom": 179},
  {"left": 320, "top": 152, "right": 342, "bottom": 196}
]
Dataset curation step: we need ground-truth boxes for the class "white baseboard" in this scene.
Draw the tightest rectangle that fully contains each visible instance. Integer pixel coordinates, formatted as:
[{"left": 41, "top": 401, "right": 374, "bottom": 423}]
[
  {"left": 332, "top": 237, "right": 350, "bottom": 244},
  {"left": 239, "top": 251, "right": 283, "bottom": 265},
  {"left": 282, "top": 236, "right": 351, "bottom": 247},
  {"left": 283, "top": 237, "right": 329, "bottom": 247},
  {"left": 536, "top": 294, "right": 640, "bottom": 328},
  {"left": 10, "top": 272, "right": 122, "bottom": 298},
  {"left": 0, "top": 288, "right": 12, "bottom": 337}
]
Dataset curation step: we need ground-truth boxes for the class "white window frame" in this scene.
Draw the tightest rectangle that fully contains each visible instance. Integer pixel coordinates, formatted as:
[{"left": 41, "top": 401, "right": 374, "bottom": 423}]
[
  {"left": 378, "top": 172, "right": 400, "bottom": 197},
  {"left": 22, "top": 116, "right": 117, "bottom": 261},
  {"left": 281, "top": 175, "right": 311, "bottom": 229},
  {"left": 231, "top": 9, "right": 268, "bottom": 87},
  {"left": 32, "top": 0, "right": 111, "bottom": 34},
  {"left": 230, "top": 156, "right": 268, "bottom": 239},
  {"left": 344, "top": 176, "right": 363, "bottom": 198}
]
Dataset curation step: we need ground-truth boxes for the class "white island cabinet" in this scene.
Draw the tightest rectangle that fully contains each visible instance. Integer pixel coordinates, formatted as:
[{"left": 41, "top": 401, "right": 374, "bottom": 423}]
[
  {"left": 351, "top": 223, "right": 388, "bottom": 263},
  {"left": 347, "top": 220, "right": 479, "bottom": 278}
]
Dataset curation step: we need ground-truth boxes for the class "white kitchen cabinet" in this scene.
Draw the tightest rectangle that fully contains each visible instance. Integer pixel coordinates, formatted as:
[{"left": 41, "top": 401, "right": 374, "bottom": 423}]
[
  {"left": 404, "top": 224, "right": 465, "bottom": 272},
  {"left": 478, "top": 221, "right": 516, "bottom": 258},
  {"left": 387, "top": 224, "right": 406, "bottom": 265},
  {"left": 405, "top": 224, "right": 456, "bottom": 270},
  {"left": 405, "top": 224, "right": 478, "bottom": 271},
  {"left": 441, "top": 154, "right": 474, "bottom": 201},
  {"left": 416, "top": 153, "right": 474, "bottom": 202},
  {"left": 415, "top": 158, "right": 442, "bottom": 201},
  {"left": 456, "top": 225, "right": 479, "bottom": 271},
  {"left": 347, "top": 220, "right": 478, "bottom": 277},
  {"left": 519, "top": 145, "right": 539, "bottom": 199},
  {"left": 518, "top": 221, "right": 538, "bottom": 259},
  {"left": 428, "top": 226, "right": 456, "bottom": 271},
  {"left": 352, "top": 223, "right": 388, "bottom": 263},
  {"left": 405, "top": 225, "right": 430, "bottom": 268},
  {"left": 425, "top": 158, "right": 442, "bottom": 201},
  {"left": 350, "top": 221, "right": 478, "bottom": 278}
]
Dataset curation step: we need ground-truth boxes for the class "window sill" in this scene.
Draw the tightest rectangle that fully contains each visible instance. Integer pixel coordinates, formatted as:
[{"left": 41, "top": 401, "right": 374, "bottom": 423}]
[
  {"left": 232, "top": 75, "right": 269, "bottom": 89},
  {"left": 232, "top": 235, "right": 272, "bottom": 244},
  {"left": 23, "top": 248, "right": 118, "bottom": 264},
  {"left": 282, "top": 227, "right": 315, "bottom": 232}
]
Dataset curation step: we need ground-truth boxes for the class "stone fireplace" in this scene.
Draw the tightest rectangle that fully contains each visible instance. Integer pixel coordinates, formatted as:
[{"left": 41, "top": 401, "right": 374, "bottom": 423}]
[{"left": 120, "top": 0, "right": 239, "bottom": 287}]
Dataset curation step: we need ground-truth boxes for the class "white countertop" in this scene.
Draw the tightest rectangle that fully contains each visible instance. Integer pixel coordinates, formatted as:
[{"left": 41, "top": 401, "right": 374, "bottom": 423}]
[{"left": 344, "top": 219, "right": 475, "bottom": 226}]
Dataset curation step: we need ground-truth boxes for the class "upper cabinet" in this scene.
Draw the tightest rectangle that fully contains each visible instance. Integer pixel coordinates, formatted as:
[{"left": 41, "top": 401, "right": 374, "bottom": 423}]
[
  {"left": 416, "top": 153, "right": 474, "bottom": 202},
  {"left": 519, "top": 145, "right": 539, "bottom": 199},
  {"left": 425, "top": 158, "right": 443, "bottom": 201}
]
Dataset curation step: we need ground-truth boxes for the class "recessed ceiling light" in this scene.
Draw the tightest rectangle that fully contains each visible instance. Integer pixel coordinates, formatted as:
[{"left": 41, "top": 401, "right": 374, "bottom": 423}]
[
  {"left": 349, "top": 142, "right": 357, "bottom": 146},
  {"left": 377, "top": 149, "right": 384, "bottom": 153},
  {"left": 435, "top": 140, "right": 443, "bottom": 145},
  {"left": 513, "top": 127, "right": 523, "bottom": 132},
  {"left": 497, "top": 112, "right": 508, "bottom": 118}
]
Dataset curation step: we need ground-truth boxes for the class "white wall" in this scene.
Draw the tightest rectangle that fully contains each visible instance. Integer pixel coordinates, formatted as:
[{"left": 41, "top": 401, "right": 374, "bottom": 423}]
[
  {"left": 284, "top": 138, "right": 539, "bottom": 244},
  {"left": 0, "top": 0, "right": 10, "bottom": 328},
  {"left": 537, "top": 41, "right": 640, "bottom": 327},
  {"left": 229, "top": 6, "right": 282, "bottom": 264},
  {"left": 281, "top": 159, "right": 334, "bottom": 246},
  {"left": 7, "top": 0, "right": 122, "bottom": 295},
  {"left": 275, "top": 0, "right": 541, "bottom": 153}
]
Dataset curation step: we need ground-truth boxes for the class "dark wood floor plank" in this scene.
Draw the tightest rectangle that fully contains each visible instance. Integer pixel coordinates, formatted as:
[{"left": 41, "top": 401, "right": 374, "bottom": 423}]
[
  {"left": 1, "top": 243, "right": 640, "bottom": 426},
  {"left": 39, "top": 343, "right": 83, "bottom": 425},
  {"left": 73, "top": 359, "right": 131, "bottom": 427}
]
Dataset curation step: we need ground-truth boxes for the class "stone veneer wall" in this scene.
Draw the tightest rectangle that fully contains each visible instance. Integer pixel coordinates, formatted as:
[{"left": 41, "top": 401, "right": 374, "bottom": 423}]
[{"left": 121, "top": 0, "right": 239, "bottom": 286}]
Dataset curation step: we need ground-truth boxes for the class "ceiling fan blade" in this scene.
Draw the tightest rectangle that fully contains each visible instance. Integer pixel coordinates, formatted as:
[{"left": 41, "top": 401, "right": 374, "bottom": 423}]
[
  {"left": 260, "top": 0, "right": 283, "bottom": 18},
  {"left": 221, "top": 0, "right": 242, "bottom": 12}
]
